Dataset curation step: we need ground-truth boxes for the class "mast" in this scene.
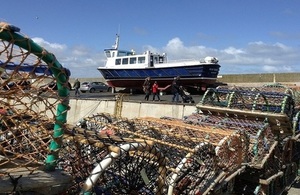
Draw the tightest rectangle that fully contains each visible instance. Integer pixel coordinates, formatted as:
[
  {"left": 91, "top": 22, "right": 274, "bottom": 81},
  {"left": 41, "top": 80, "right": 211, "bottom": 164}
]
[
  {"left": 112, "top": 25, "right": 120, "bottom": 50},
  {"left": 112, "top": 34, "right": 119, "bottom": 50}
]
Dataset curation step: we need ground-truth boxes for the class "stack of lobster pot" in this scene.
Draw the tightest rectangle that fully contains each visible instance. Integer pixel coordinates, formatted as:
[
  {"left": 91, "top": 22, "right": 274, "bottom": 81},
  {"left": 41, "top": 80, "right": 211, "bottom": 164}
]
[{"left": 193, "top": 85, "right": 300, "bottom": 194}]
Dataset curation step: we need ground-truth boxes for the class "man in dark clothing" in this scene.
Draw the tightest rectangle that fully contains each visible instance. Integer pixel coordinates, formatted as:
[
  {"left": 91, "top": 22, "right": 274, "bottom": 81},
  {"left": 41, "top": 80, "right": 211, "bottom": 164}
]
[
  {"left": 171, "top": 76, "right": 181, "bottom": 102},
  {"left": 73, "top": 78, "right": 81, "bottom": 97},
  {"left": 143, "top": 77, "right": 151, "bottom": 101}
]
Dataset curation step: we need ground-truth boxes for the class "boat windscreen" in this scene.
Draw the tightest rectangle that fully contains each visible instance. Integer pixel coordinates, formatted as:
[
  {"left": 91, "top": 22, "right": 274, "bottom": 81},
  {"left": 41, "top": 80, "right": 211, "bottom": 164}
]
[{"left": 105, "top": 51, "right": 111, "bottom": 57}]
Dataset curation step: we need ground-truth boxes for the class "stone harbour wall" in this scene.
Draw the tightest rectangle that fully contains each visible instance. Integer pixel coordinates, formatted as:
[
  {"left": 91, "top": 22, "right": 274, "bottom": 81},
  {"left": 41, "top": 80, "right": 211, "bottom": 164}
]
[
  {"left": 217, "top": 72, "right": 300, "bottom": 86},
  {"left": 70, "top": 72, "right": 300, "bottom": 87}
]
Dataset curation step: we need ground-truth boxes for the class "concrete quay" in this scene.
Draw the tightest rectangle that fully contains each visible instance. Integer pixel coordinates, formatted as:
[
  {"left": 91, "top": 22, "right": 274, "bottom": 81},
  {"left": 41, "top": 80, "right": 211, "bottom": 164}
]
[
  {"left": 64, "top": 91, "right": 300, "bottom": 195},
  {"left": 67, "top": 94, "right": 199, "bottom": 124}
]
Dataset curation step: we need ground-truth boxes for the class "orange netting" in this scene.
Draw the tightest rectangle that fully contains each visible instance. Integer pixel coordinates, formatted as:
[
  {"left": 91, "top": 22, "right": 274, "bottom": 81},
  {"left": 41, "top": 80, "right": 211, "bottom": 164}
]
[
  {"left": 0, "top": 22, "right": 70, "bottom": 194},
  {"left": 1, "top": 21, "right": 300, "bottom": 195}
]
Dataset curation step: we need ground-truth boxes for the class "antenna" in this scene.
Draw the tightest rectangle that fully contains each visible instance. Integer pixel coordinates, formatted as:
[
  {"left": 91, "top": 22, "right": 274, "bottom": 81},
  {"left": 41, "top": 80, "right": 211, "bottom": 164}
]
[{"left": 112, "top": 25, "right": 121, "bottom": 50}]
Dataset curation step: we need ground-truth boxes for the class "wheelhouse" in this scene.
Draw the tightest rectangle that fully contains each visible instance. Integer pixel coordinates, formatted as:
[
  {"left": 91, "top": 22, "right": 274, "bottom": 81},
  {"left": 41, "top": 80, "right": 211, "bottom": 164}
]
[{"left": 104, "top": 49, "right": 167, "bottom": 68}]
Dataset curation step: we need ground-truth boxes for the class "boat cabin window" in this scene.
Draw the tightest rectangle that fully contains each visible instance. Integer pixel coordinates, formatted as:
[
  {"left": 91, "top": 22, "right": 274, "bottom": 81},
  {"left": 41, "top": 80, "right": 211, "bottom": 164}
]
[
  {"left": 159, "top": 56, "right": 164, "bottom": 63},
  {"left": 154, "top": 57, "right": 158, "bottom": 64},
  {"left": 138, "top": 57, "right": 145, "bottom": 64},
  {"left": 150, "top": 56, "right": 154, "bottom": 67},
  {"left": 130, "top": 57, "right": 136, "bottom": 64},
  {"left": 122, "top": 58, "right": 128, "bottom": 65},
  {"left": 105, "top": 51, "right": 111, "bottom": 58},
  {"left": 118, "top": 51, "right": 127, "bottom": 57},
  {"left": 115, "top": 58, "right": 121, "bottom": 65},
  {"left": 118, "top": 51, "right": 134, "bottom": 57}
]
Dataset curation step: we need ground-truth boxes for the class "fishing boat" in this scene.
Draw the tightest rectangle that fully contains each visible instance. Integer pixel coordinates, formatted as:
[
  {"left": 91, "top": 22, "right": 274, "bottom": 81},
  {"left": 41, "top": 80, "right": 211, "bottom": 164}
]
[{"left": 97, "top": 35, "right": 221, "bottom": 92}]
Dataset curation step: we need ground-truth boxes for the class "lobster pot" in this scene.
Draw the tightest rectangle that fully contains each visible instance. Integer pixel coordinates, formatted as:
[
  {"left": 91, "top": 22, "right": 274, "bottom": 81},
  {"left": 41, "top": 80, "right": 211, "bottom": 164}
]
[
  {"left": 60, "top": 127, "right": 167, "bottom": 194},
  {"left": 234, "top": 169, "right": 285, "bottom": 195},
  {"left": 234, "top": 156, "right": 286, "bottom": 195},
  {"left": 281, "top": 137, "right": 296, "bottom": 164},
  {"left": 293, "top": 111, "right": 300, "bottom": 135},
  {"left": 201, "top": 86, "right": 295, "bottom": 116},
  {"left": 76, "top": 112, "right": 115, "bottom": 131},
  {"left": 201, "top": 86, "right": 261, "bottom": 110},
  {"left": 0, "top": 22, "right": 71, "bottom": 194},
  {"left": 251, "top": 138, "right": 298, "bottom": 195},
  {"left": 183, "top": 113, "right": 277, "bottom": 167},
  {"left": 234, "top": 176, "right": 284, "bottom": 195},
  {"left": 262, "top": 82, "right": 295, "bottom": 95},
  {"left": 0, "top": 34, "right": 65, "bottom": 171},
  {"left": 0, "top": 112, "right": 53, "bottom": 155},
  {"left": 72, "top": 114, "right": 249, "bottom": 194},
  {"left": 199, "top": 88, "right": 232, "bottom": 107}
]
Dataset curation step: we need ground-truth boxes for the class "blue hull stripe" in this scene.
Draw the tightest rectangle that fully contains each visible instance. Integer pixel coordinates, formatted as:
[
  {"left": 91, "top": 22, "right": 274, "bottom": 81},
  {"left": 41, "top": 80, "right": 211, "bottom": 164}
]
[
  {"left": 0, "top": 61, "right": 52, "bottom": 75},
  {"left": 98, "top": 64, "right": 220, "bottom": 80}
]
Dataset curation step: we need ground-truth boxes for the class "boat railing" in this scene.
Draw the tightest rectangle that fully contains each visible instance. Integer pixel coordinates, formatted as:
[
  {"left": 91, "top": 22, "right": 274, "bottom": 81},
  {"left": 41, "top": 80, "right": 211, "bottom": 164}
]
[
  {"left": 158, "top": 58, "right": 203, "bottom": 66},
  {"left": 166, "top": 58, "right": 199, "bottom": 63},
  {"left": 166, "top": 57, "right": 217, "bottom": 64}
]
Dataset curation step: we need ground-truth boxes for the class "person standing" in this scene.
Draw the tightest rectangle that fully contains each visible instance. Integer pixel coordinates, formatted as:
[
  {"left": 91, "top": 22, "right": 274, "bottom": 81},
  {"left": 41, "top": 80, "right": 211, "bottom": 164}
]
[
  {"left": 73, "top": 78, "right": 81, "bottom": 97},
  {"left": 152, "top": 81, "right": 160, "bottom": 101},
  {"left": 143, "top": 77, "right": 151, "bottom": 101},
  {"left": 171, "top": 76, "right": 181, "bottom": 102}
]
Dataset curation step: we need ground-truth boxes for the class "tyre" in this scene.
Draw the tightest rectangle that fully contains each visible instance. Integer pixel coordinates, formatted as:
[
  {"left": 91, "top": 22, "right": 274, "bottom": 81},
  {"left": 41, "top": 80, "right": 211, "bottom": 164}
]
[{"left": 89, "top": 88, "right": 95, "bottom": 93}]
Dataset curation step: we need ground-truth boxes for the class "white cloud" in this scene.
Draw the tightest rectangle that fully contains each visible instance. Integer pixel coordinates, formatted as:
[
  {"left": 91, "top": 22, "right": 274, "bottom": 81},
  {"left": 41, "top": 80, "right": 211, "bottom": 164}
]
[
  {"left": 247, "top": 41, "right": 292, "bottom": 54},
  {"left": 218, "top": 41, "right": 299, "bottom": 74},
  {"left": 166, "top": 37, "right": 184, "bottom": 50},
  {"left": 263, "top": 65, "right": 278, "bottom": 72},
  {"left": 31, "top": 37, "right": 105, "bottom": 78},
  {"left": 29, "top": 36, "right": 300, "bottom": 77},
  {"left": 32, "top": 37, "right": 66, "bottom": 51},
  {"left": 72, "top": 48, "right": 89, "bottom": 56},
  {"left": 222, "top": 47, "right": 245, "bottom": 55},
  {"left": 160, "top": 37, "right": 217, "bottom": 60},
  {"left": 263, "top": 64, "right": 292, "bottom": 73}
]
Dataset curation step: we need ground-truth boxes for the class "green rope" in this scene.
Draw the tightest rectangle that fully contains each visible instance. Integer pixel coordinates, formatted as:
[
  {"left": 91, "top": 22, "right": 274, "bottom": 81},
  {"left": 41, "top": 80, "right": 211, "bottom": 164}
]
[
  {"left": 252, "top": 93, "right": 269, "bottom": 112},
  {"left": 292, "top": 111, "right": 300, "bottom": 136},
  {"left": 227, "top": 91, "right": 236, "bottom": 108}
]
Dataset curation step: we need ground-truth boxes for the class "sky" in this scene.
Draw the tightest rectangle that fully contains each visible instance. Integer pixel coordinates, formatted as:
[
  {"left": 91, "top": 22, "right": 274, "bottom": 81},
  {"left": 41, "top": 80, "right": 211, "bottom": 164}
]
[{"left": 1, "top": 0, "right": 300, "bottom": 78}]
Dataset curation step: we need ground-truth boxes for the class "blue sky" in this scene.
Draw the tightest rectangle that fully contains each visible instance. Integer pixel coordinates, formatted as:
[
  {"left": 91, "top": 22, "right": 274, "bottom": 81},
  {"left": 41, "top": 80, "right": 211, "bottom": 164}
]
[{"left": 1, "top": 0, "right": 300, "bottom": 78}]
